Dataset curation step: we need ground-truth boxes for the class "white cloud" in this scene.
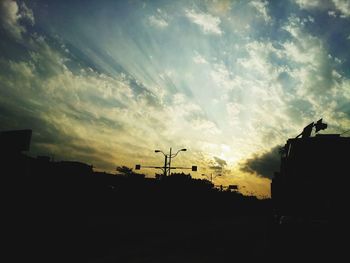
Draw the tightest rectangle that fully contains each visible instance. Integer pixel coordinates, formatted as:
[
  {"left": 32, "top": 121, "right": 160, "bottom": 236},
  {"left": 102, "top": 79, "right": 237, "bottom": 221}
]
[
  {"left": 148, "top": 8, "right": 169, "bottom": 28},
  {"left": 210, "top": 62, "right": 235, "bottom": 90},
  {"left": 226, "top": 102, "right": 241, "bottom": 127},
  {"left": 295, "top": 0, "right": 324, "bottom": 9},
  {"left": 0, "top": 0, "right": 34, "bottom": 40},
  {"left": 238, "top": 41, "right": 284, "bottom": 78},
  {"left": 281, "top": 15, "right": 334, "bottom": 98},
  {"left": 249, "top": 0, "right": 272, "bottom": 23},
  {"left": 193, "top": 51, "right": 208, "bottom": 64},
  {"left": 148, "top": 15, "right": 168, "bottom": 28},
  {"left": 1, "top": 33, "right": 228, "bottom": 173},
  {"left": 281, "top": 15, "right": 326, "bottom": 69},
  {"left": 328, "top": 10, "right": 337, "bottom": 17},
  {"left": 332, "top": 0, "right": 350, "bottom": 17},
  {"left": 185, "top": 9, "right": 222, "bottom": 35},
  {"left": 295, "top": 0, "right": 350, "bottom": 17},
  {"left": 192, "top": 119, "right": 221, "bottom": 134},
  {"left": 308, "top": 15, "right": 315, "bottom": 22}
]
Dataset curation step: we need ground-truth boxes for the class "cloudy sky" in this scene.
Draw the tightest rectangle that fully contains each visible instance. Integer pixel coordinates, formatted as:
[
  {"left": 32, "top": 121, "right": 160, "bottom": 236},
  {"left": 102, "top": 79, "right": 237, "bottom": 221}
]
[{"left": 1, "top": 0, "right": 350, "bottom": 197}]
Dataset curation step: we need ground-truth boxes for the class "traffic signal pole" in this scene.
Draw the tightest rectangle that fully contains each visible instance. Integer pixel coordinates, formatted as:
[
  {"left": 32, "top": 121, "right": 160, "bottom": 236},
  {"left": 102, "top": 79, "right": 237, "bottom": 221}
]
[{"left": 135, "top": 147, "right": 197, "bottom": 179}]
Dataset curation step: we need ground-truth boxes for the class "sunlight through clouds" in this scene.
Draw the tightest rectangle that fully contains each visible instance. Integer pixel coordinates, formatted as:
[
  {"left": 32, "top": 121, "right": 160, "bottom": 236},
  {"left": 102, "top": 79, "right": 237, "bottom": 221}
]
[
  {"left": 185, "top": 8, "right": 223, "bottom": 35},
  {"left": 1, "top": 0, "right": 350, "bottom": 197}
]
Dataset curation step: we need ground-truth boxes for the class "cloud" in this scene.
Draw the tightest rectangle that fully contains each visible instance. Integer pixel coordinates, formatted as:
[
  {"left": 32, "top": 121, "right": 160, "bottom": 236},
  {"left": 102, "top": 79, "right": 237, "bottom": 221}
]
[
  {"left": 249, "top": 0, "right": 272, "bottom": 23},
  {"left": 148, "top": 9, "right": 169, "bottom": 29},
  {"left": 1, "top": 0, "right": 350, "bottom": 198},
  {"left": 281, "top": 15, "right": 336, "bottom": 98},
  {"left": 209, "top": 61, "right": 236, "bottom": 90},
  {"left": 0, "top": 34, "right": 166, "bottom": 170},
  {"left": 213, "top": 156, "right": 227, "bottom": 167},
  {"left": 328, "top": 10, "right": 337, "bottom": 17},
  {"left": 185, "top": 9, "right": 222, "bottom": 35},
  {"left": 209, "top": 156, "right": 227, "bottom": 174},
  {"left": 0, "top": 29, "right": 222, "bottom": 173},
  {"left": 193, "top": 51, "right": 208, "bottom": 64},
  {"left": 19, "top": 1, "right": 34, "bottom": 24},
  {"left": 204, "top": 0, "right": 232, "bottom": 15},
  {"left": 332, "top": 0, "right": 350, "bottom": 17},
  {"left": 0, "top": 0, "right": 34, "bottom": 40},
  {"left": 237, "top": 41, "right": 284, "bottom": 79},
  {"left": 226, "top": 102, "right": 241, "bottom": 126},
  {"left": 294, "top": 0, "right": 326, "bottom": 9},
  {"left": 148, "top": 15, "right": 168, "bottom": 28},
  {"left": 294, "top": 0, "right": 350, "bottom": 17},
  {"left": 240, "top": 145, "right": 282, "bottom": 179}
]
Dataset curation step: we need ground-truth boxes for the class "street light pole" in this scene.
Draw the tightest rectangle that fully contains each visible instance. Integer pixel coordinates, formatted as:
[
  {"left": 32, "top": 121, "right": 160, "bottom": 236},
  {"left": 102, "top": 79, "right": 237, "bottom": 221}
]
[
  {"left": 136, "top": 148, "right": 196, "bottom": 179},
  {"left": 201, "top": 173, "right": 221, "bottom": 183},
  {"left": 168, "top": 147, "right": 172, "bottom": 176},
  {"left": 163, "top": 155, "right": 168, "bottom": 178},
  {"left": 156, "top": 147, "right": 187, "bottom": 177}
]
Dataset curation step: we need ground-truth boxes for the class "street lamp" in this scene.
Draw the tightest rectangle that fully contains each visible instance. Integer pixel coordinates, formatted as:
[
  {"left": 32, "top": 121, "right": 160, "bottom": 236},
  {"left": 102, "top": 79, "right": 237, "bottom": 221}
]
[
  {"left": 135, "top": 148, "right": 196, "bottom": 179},
  {"left": 155, "top": 148, "right": 187, "bottom": 177}
]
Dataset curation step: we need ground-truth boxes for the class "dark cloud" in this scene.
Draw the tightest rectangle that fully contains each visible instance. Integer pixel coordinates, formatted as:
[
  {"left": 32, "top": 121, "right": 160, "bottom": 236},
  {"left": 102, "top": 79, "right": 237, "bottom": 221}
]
[
  {"left": 0, "top": 100, "right": 118, "bottom": 170},
  {"left": 213, "top": 156, "right": 227, "bottom": 167},
  {"left": 0, "top": 101, "right": 70, "bottom": 149},
  {"left": 240, "top": 146, "right": 282, "bottom": 179},
  {"left": 209, "top": 156, "right": 227, "bottom": 174}
]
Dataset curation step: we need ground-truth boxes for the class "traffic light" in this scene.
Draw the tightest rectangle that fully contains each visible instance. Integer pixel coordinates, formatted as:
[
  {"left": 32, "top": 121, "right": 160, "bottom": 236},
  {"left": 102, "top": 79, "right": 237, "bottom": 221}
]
[
  {"left": 135, "top": 164, "right": 141, "bottom": 170},
  {"left": 192, "top": 166, "right": 197, "bottom": 171},
  {"left": 315, "top": 118, "right": 327, "bottom": 133}
]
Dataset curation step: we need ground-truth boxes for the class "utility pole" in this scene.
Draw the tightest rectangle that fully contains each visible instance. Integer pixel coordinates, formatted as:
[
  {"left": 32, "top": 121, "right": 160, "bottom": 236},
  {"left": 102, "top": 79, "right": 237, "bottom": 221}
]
[
  {"left": 201, "top": 173, "right": 221, "bottom": 183},
  {"left": 135, "top": 147, "right": 197, "bottom": 179},
  {"left": 168, "top": 147, "right": 172, "bottom": 176},
  {"left": 163, "top": 155, "right": 168, "bottom": 178}
]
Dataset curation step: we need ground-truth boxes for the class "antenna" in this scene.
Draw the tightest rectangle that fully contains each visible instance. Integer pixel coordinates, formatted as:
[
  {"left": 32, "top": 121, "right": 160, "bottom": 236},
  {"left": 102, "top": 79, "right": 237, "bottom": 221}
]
[
  {"left": 295, "top": 119, "right": 328, "bottom": 138},
  {"left": 314, "top": 118, "right": 327, "bottom": 133}
]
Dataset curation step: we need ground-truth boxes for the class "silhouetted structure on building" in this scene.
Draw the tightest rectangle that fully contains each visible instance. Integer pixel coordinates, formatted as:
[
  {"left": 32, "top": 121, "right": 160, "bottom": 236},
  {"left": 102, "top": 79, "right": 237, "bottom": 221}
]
[{"left": 271, "top": 119, "right": 349, "bottom": 218}]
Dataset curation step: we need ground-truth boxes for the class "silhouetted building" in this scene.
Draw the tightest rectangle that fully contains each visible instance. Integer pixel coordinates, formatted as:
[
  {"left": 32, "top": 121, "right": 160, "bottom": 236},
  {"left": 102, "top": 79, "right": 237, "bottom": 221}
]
[
  {"left": 272, "top": 133, "right": 350, "bottom": 217},
  {"left": 0, "top": 129, "right": 32, "bottom": 153},
  {"left": 37, "top": 155, "right": 51, "bottom": 162},
  {"left": 0, "top": 129, "right": 32, "bottom": 178},
  {"left": 56, "top": 161, "right": 93, "bottom": 176}
]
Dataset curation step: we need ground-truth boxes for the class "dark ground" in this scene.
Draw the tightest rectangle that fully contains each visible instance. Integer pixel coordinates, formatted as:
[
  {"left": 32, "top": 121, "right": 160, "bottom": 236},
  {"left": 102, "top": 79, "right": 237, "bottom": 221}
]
[
  {"left": 85, "top": 216, "right": 270, "bottom": 263},
  {"left": 8, "top": 214, "right": 334, "bottom": 263}
]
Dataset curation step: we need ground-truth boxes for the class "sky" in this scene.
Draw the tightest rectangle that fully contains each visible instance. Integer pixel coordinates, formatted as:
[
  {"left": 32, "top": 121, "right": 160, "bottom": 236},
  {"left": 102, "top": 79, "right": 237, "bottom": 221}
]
[{"left": 1, "top": 0, "right": 350, "bottom": 197}]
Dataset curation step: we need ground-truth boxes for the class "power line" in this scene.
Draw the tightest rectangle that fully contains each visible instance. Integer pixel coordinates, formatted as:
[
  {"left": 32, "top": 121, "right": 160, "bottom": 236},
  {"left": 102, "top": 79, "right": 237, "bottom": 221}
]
[{"left": 340, "top": 129, "right": 350, "bottom": 135}]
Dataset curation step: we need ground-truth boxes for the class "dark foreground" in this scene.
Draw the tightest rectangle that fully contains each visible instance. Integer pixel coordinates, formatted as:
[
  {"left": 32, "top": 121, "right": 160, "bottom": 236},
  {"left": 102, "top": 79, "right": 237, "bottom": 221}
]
[
  {"left": 2, "top": 151, "right": 336, "bottom": 262},
  {"left": 9, "top": 213, "right": 335, "bottom": 263},
  {"left": 6, "top": 176, "right": 335, "bottom": 262}
]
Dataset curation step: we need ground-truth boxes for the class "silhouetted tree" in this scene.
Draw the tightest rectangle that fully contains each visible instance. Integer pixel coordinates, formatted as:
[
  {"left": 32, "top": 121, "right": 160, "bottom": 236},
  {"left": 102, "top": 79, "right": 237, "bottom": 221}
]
[
  {"left": 116, "top": 165, "right": 145, "bottom": 178},
  {"left": 116, "top": 166, "right": 133, "bottom": 176}
]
